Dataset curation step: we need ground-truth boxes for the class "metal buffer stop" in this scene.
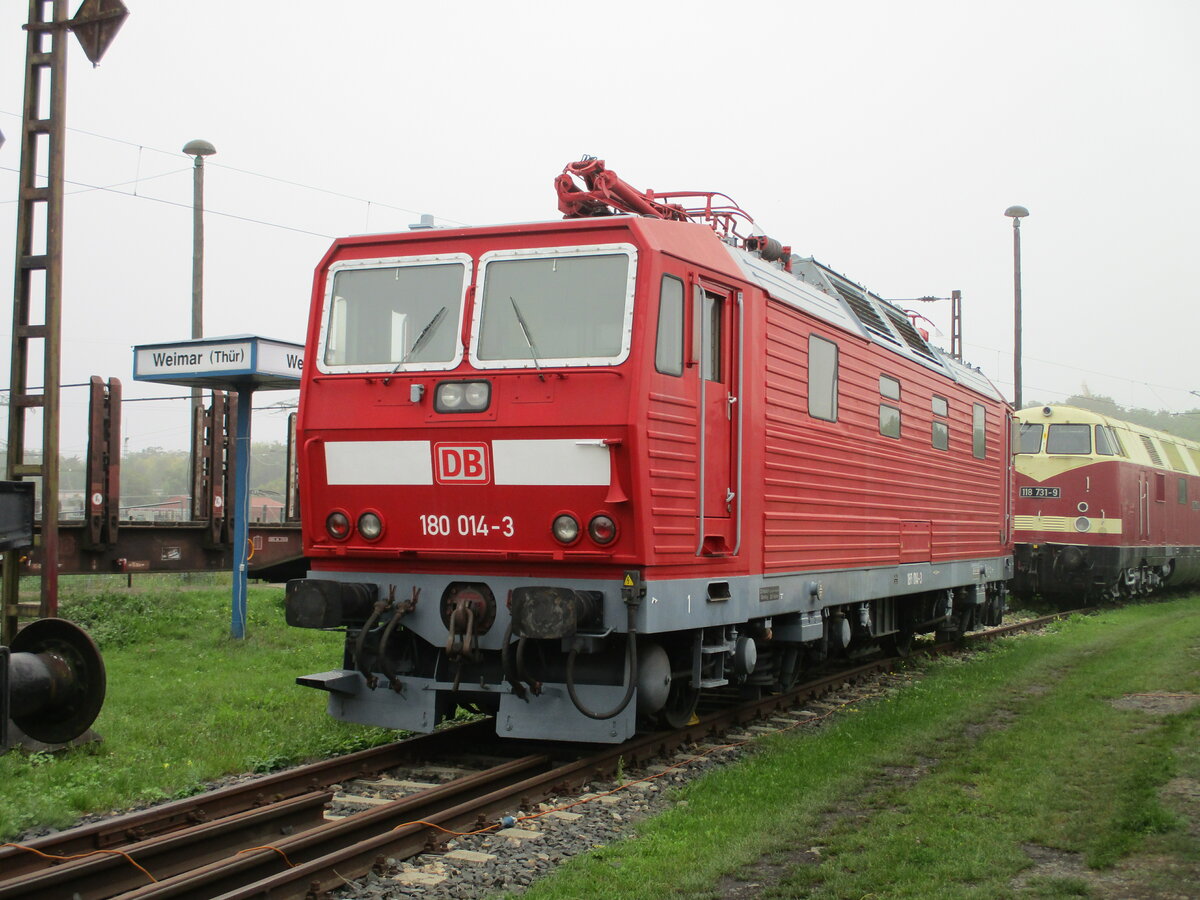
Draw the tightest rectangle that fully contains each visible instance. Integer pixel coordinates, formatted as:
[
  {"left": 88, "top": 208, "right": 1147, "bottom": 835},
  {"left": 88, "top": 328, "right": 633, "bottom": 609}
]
[{"left": 0, "top": 480, "right": 107, "bottom": 752}]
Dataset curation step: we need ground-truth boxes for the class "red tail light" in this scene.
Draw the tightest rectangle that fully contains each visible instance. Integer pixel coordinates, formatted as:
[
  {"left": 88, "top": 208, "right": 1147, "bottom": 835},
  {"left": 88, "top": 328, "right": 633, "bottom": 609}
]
[
  {"left": 588, "top": 514, "right": 617, "bottom": 545},
  {"left": 326, "top": 511, "right": 351, "bottom": 540}
]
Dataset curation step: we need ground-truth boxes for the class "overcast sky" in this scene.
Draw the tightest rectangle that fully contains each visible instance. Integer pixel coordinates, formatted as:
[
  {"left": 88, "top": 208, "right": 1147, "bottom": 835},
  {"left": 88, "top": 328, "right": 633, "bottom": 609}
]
[{"left": 2, "top": 0, "right": 1198, "bottom": 458}]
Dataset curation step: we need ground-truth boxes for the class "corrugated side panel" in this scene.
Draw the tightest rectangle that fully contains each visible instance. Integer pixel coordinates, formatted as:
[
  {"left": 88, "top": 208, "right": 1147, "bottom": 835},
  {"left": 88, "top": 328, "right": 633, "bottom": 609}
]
[
  {"left": 762, "top": 302, "right": 1006, "bottom": 573},
  {"left": 645, "top": 390, "right": 700, "bottom": 556}
]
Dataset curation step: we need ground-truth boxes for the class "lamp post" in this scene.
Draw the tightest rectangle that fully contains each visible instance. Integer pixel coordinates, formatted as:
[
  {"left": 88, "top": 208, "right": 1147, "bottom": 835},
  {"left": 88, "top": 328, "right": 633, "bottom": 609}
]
[
  {"left": 183, "top": 139, "right": 216, "bottom": 518},
  {"left": 1004, "top": 205, "right": 1029, "bottom": 410},
  {"left": 183, "top": 139, "right": 216, "bottom": 400}
]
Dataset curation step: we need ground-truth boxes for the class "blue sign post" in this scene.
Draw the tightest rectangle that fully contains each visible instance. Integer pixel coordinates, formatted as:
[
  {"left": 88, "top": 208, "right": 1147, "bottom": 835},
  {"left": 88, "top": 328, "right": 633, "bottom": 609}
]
[{"left": 132, "top": 335, "right": 303, "bottom": 638}]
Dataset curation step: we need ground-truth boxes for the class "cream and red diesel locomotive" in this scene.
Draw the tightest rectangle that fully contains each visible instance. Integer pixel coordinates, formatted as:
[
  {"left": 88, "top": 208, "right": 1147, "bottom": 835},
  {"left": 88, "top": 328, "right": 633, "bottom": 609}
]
[
  {"left": 285, "top": 160, "right": 1012, "bottom": 742},
  {"left": 1013, "top": 405, "right": 1200, "bottom": 603}
]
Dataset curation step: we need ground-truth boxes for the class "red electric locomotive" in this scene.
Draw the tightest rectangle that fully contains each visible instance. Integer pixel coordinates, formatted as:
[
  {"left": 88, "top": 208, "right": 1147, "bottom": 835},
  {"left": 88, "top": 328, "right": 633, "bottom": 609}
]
[
  {"left": 1013, "top": 405, "right": 1200, "bottom": 602},
  {"left": 286, "top": 160, "right": 1012, "bottom": 742}
]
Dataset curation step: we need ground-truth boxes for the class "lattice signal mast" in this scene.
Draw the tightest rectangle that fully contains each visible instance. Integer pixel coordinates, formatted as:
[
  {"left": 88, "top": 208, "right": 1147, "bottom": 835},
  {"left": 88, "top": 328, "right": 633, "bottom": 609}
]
[{"left": 3, "top": 0, "right": 127, "bottom": 643}]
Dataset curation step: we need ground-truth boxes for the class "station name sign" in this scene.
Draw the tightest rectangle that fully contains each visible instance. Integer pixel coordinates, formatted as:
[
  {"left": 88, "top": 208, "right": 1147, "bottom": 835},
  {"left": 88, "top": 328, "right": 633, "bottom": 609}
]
[{"left": 132, "top": 335, "right": 304, "bottom": 390}]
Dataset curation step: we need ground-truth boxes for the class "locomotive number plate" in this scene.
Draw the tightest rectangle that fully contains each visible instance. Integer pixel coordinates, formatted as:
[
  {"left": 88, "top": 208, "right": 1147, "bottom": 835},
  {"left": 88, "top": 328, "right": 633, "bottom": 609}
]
[{"left": 1019, "top": 486, "right": 1060, "bottom": 498}]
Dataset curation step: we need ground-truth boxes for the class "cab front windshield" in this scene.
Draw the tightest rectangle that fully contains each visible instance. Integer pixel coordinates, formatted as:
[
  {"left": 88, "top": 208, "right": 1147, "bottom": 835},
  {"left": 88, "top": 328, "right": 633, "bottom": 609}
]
[
  {"left": 323, "top": 261, "right": 465, "bottom": 368},
  {"left": 475, "top": 252, "right": 631, "bottom": 364},
  {"left": 320, "top": 249, "right": 633, "bottom": 372},
  {"left": 1018, "top": 423, "right": 1044, "bottom": 454}
]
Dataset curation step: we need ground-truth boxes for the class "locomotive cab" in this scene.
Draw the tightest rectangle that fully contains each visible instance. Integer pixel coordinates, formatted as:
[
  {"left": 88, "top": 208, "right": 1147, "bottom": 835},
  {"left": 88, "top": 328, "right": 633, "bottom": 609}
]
[{"left": 289, "top": 217, "right": 758, "bottom": 741}]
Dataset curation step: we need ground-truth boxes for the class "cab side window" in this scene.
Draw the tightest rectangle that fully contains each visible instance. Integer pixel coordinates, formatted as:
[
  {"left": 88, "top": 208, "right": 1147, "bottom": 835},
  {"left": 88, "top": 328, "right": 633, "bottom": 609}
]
[
  {"left": 973, "top": 404, "right": 987, "bottom": 459},
  {"left": 808, "top": 335, "right": 839, "bottom": 422},
  {"left": 932, "top": 396, "right": 950, "bottom": 450},
  {"left": 701, "top": 289, "right": 723, "bottom": 383},
  {"left": 879, "top": 375, "right": 901, "bottom": 439},
  {"left": 655, "top": 275, "right": 684, "bottom": 376}
]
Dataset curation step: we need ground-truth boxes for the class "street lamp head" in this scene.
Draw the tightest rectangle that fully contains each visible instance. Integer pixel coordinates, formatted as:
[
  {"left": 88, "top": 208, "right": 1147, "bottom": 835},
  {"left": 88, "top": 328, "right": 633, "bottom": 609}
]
[
  {"left": 182, "top": 139, "right": 217, "bottom": 158},
  {"left": 1004, "top": 205, "right": 1030, "bottom": 219}
]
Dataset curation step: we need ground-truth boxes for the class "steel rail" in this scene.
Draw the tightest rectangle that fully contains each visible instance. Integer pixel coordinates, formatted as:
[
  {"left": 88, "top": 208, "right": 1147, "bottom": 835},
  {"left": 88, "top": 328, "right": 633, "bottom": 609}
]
[
  {"left": 923, "top": 609, "right": 1088, "bottom": 658},
  {"left": 1, "top": 657, "right": 900, "bottom": 881},
  {"left": 110, "top": 664, "right": 897, "bottom": 899},
  {"left": 963, "top": 610, "right": 1088, "bottom": 642},
  {"left": 0, "top": 717, "right": 497, "bottom": 878},
  {"left": 0, "top": 793, "right": 331, "bottom": 900},
  {"left": 113, "top": 753, "right": 555, "bottom": 899}
]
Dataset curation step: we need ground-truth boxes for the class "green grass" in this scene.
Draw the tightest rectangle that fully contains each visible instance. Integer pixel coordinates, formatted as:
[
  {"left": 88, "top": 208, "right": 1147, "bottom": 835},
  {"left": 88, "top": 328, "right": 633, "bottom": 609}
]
[
  {"left": 5, "top": 583, "right": 1197, "bottom": 897},
  {"left": 516, "top": 597, "right": 1200, "bottom": 899},
  {"left": 0, "top": 574, "right": 393, "bottom": 840}
]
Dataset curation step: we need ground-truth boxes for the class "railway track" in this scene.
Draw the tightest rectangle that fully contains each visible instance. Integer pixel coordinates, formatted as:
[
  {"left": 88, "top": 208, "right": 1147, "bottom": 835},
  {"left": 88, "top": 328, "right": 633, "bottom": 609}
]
[{"left": 0, "top": 611, "right": 1075, "bottom": 899}]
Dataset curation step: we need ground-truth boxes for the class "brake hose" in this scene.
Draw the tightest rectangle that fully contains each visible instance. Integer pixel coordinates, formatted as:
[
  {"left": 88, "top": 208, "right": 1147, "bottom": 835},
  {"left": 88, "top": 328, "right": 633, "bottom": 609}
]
[{"left": 566, "top": 604, "right": 638, "bottom": 720}]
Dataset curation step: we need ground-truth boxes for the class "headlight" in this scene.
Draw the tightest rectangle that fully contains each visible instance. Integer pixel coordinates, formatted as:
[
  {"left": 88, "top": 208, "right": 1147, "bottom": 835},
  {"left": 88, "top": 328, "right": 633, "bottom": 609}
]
[
  {"left": 326, "top": 511, "right": 351, "bottom": 540},
  {"left": 436, "top": 381, "right": 490, "bottom": 413},
  {"left": 358, "top": 511, "right": 383, "bottom": 541},
  {"left": 1074, "top": 516, "right": 1092, "bottom": 533},
  {"left": 439, "top": 383, "right": 464, "bottom": 409},
  {"left": 552, "top": 514, "right": 580, "bottom": 544},
  {"left": 588, "top": 514, "right": 617, "bottom": 545},
  {"left": 465, "top": 382, "right": 489, "bottom": 407}
]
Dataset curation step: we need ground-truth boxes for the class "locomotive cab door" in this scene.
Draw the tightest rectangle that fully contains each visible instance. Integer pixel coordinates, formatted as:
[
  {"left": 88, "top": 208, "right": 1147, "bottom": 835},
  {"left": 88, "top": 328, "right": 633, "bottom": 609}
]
[
  {"left": 694, "top": 278, "right": 741, "bottom": 555},
  {"left": 1137, "top": 471, "right": 1150, "bottom": 543}
]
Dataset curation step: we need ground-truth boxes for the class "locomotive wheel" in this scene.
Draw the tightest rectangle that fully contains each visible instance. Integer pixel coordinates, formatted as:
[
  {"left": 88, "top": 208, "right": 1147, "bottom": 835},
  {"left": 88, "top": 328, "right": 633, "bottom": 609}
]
[
  {"left": 776, "top": 645, "right": 803, "bottom": 692},
  {"left": 883, "top": 627, "right": 914, "bottom": 658},
  {"left": 1115, "top": 570, "right": 1131, "bottom": 599},
  {"left": 660, "top": 677, "right": 699, "bottom": 729}
]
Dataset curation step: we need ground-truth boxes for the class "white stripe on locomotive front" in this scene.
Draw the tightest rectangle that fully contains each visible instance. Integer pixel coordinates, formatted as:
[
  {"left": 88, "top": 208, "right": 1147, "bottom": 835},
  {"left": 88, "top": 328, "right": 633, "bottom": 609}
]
[
  {"left": 492, "top": 439, "right": 609, "bottom": 485},
  {"left": 323, "top": 439, "right": 610, "bottom": 486},
  {"left": 325, "top": 441, "right": 433, "bottom": 485}
]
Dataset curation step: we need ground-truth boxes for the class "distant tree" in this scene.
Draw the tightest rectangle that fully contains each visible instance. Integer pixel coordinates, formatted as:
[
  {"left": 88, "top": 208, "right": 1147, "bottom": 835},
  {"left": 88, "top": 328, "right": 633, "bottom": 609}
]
[
  {"left": 119, "top": 443, "right": 289, "bottom": 511},
  {"left": 249, "top": 441, "right": 290, "bottom": 496},
  {"left": 0, "top": 441, "right": 290, "bottom": 515},
  {"left": 1062, "top": 390, "right": 1121, "bottom": 418},
  {"left": 120, "top": 447, "right": 189, "bottom": 509},
  {"left": 1053, "top": 391, "right": 1200, "bottom": 442}
]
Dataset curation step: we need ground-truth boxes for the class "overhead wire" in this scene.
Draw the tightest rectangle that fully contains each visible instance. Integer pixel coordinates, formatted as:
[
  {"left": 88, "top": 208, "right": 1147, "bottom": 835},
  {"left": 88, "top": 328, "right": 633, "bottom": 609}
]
[
  {"left": 0, "top": 113, "right": 1196, "bottom": 408},
  {"left": 0, "top": 110, "right": 471, "bottom": 227},
  {"left": 0, "top": 165, "right": 189, "bottom": 203},
  {"left": 960, "top": 338, "right": 1199, "bottom": 407},
  {"left": 0, "top": 164, "right": 335, "bottom": 239}
]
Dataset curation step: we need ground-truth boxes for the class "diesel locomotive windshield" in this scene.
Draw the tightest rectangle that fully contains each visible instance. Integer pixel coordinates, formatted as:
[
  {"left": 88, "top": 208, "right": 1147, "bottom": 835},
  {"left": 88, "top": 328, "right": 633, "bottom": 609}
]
[
  {"left": 321, "top": 257, "right": 469, "bottom": 371},
  {"left": 472, "top": 248, "right": 635, "bottom": 367}
]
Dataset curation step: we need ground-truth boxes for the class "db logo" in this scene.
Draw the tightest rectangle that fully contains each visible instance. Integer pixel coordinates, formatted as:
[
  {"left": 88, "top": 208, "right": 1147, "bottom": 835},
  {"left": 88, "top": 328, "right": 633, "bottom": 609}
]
[{"left": 434, "top": 443, "right": 491, "bottom": 484}]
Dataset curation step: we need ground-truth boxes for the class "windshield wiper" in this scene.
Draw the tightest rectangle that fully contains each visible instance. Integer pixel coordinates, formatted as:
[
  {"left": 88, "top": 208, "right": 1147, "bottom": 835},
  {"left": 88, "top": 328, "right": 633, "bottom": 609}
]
[
  {"left": 384, "top": 306, "right": 447, "bottom": 384},
  {"left": 399, "top": 306, "right": 448, "bottom": 367},
  {"left": 509, "top": 296, "right": 544, "bottom": 381}
]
